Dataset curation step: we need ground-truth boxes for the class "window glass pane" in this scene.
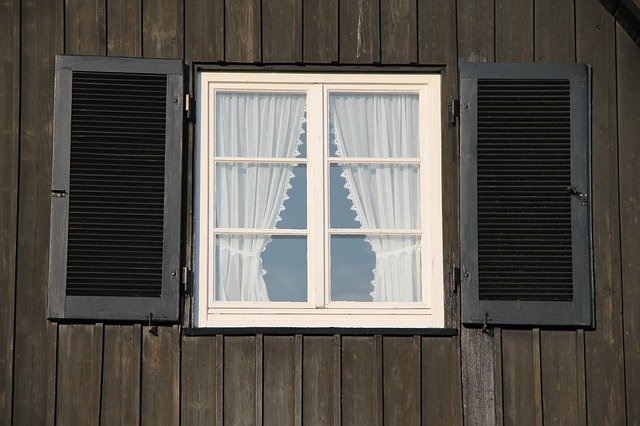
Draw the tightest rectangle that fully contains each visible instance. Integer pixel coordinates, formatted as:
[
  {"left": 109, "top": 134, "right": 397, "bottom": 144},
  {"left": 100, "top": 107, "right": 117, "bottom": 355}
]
[
  {"left": 329, "top": 163, "right": 420, "bottom": 229},
  {"left": 215, "top": 234, "right": 307, "bottom": 302},
  {"left": 216, "top": 91, "right": 307, "bottom": 158},
  {"left": 329, "top": 92, "right": 419, "bottom": 158},
  {"left": 216, "top": 163, "right": 306, "bottom": 229},
  {"left": 330, "top": 235, "right": 421, "bottom": 302}
]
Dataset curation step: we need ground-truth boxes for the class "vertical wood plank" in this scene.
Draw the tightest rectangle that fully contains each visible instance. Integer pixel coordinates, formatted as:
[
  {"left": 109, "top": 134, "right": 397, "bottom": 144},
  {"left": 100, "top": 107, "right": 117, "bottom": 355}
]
[
  {"left": 66, "top": 0, "right": 107, "bottom": 55},
  {"left": 380, "top": 0, "right": 417, "bottom": 64},
  {"left": 263, "top": 0, "right": 302, "bottom": 62},
  {"left": 225, "top": 0, "right": 261, "bottom": 62},
  {"left": 495, "top": 0, "right": 533, "bottom": 62},
  {"left": 617, "top": 20, "right": 640, "bottom": 425},
  {"left": 185, "top": 0, "right": 224, "bottom": 63},
  {"left": 57, "top": 4, "right": 107, "bottom": 423},
  {"left": 101, "top": 324, "right": 142, "bottom": 426},
  {"left": 382, "top": 336, "right": 420, "bottom": 425},
  {"left": 224, "top": 336, "right": 257, "bottom": 424},
  {"left": 493, "top": 329, "right": 504, "bottom": 426},
  {"left": 303, "top": 0, "right": 338, "bottom": 63},
  {"left": 494, "top": 2, "right": 541, "bottom": 425},
  {"left": 263, "top": 335, "right": 296, "bottom": 426},
  {"left": 107, "top": 0, "right": 142, "bottom": 57},
  {"left": 0, "top": 0, "right": 20, "bottom": 421},
  {"left": 56, "top": 324, "right": 104, "bottom": 425},
  {"left": 302, "top": 336, "right": 339, "bottom": 425},
  {"left": 101, "top": 6, "right": 142, "bottom": 424},
  {"left": 540, "top": 331, "right": 582, "bottom": 425},
  {"left": 181, "top": 336, "right": 218, "bottom": 426},
  {"left": 534, "top": 0, "right": 575, "bottom": 62},
  {"left": 457, "top": 0, "right": 494, "bottom": 62},
  {"left": 501, "top": 330, "right": 540, "bottom": 425},
  {"left": 142, "top": 0, "right": 183, "bottom": 59},
  {"left": 576, "top": 1, "right": 627, "bottom": 424},
  {"left": 341, "top": 336, "right": 383, "bottom": 425},
  {"left": 12, "top": 0, "right": 63, "bottom": 424},
  {"left": 141, "top": 326, "right": 180, "bottom": 426},
  {"left": 534, "top": 3, "right": 585, "bottom": 425},
  {"left": 422, "top": 337, "right": 463, "bottom": 424},
  {"left": 457, "top": 1, "right": 496, "bottom": 424},
  {"left": 339, "top": 0, "right": 380, "bottom": 63},
  {"left": 419, "top": 0, "right": 459, "bottom": 327}
]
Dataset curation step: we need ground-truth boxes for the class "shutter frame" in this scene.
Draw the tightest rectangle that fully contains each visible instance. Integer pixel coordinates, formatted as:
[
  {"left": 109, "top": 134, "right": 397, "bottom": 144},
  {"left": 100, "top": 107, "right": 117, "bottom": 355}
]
[
  {"left": 48, "top": 55, "right": 184, "bottom": 322},
  {"left": 460, "top": 62, "right": 594, "bottom": 327}
]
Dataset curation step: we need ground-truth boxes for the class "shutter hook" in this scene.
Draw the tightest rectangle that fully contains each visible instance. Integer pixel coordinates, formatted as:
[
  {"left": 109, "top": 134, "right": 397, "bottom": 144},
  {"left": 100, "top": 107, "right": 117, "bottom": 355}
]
[
  {"left": 567, "top": 185, "right": 589, "bottom": 206},
  {"left": 147, "top": 312, "right": 158, "bottom": 336}
]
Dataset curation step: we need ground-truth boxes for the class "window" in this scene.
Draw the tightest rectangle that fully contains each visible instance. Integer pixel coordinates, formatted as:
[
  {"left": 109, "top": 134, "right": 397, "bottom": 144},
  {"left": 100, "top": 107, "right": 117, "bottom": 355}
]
[{"left": 194, "top": 73, "right": 444, "bottom": 328}]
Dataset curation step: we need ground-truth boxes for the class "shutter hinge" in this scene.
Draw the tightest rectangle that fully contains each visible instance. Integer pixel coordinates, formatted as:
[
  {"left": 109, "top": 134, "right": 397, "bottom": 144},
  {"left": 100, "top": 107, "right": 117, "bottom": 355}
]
[
  {"left": 185, "top": 94, "right": 195, "bottom": 121},
  {"left": 449, "top": 99, "right": 460, "bottom": 125},
  {"left": 181, "top": 266, "right": 191, "bottom": 294},
  {"left": 450, "top": 266, "right": 461, "bottom": 293}
]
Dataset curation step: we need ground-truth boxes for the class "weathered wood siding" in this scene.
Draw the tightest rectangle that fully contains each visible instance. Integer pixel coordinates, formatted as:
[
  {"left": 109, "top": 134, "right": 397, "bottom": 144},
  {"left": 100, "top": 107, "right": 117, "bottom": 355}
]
[{"left": 0, "top": 0, "right": 638, "bottom": 424}]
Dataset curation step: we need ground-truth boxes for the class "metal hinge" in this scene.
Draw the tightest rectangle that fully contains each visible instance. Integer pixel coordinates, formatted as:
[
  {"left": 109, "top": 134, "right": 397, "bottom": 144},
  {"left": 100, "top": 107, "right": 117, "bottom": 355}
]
[
  {"left": 51, "top": 189, "right": 67, "bottom": 198},
  {"left": 449, "top": 99, "right": 460, "bottom": 125},
  {"left": 450, "top": 266, "right": 461, "bottom": 293},
  {"left": 185, "top": 94, "right": 195, "bottom": 121},
  {"left": 181, "top": 266, "right": 191, "bottom": 294}
]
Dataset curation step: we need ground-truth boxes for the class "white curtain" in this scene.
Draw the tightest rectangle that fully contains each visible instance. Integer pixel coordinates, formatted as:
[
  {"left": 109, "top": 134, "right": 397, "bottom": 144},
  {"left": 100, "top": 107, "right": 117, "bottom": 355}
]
[
  {"left": 216, "top": 92, "right": 306, "bottom": 301},
  {"left": 330, "top": 93, "right": 421, "bottom": 302}
]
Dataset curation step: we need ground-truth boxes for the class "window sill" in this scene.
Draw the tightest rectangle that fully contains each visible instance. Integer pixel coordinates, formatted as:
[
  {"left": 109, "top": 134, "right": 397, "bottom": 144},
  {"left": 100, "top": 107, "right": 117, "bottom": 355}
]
[{"left": 182, "top": 327, "right": 458, "bottom": 336}]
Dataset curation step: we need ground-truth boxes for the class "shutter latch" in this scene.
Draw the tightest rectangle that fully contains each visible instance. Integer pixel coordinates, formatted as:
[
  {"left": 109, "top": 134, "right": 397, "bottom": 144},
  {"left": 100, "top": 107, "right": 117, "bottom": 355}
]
[
  {"left": 51, "top": 189, "right": 67, "bottom": 198},
  {"left": 567, "top": 185, "right": 589, "bottom": 206},
  {"left": 449, "top": 99, "right": 460, "bottom": 125}
]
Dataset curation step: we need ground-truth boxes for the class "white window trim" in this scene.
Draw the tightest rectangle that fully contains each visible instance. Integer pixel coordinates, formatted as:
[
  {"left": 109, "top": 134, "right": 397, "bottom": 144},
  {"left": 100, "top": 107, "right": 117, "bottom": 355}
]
[{"left": 194, "top": 72, "right": 444, "bottom": 328}]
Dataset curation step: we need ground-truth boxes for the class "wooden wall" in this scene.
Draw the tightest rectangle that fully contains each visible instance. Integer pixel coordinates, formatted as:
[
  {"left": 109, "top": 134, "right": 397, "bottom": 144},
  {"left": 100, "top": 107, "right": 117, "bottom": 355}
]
[{"left": 0, "top": 0, "right": 638, "bottom": 424}]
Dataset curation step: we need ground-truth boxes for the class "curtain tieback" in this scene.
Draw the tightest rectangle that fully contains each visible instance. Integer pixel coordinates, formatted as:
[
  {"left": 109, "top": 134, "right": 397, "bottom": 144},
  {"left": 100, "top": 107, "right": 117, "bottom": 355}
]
[
  {"left": 374, "top": 243, "right": 420, "bottom": 260},
  {"left": 219, "top": 244, "right": 262, "bottom": 258}
]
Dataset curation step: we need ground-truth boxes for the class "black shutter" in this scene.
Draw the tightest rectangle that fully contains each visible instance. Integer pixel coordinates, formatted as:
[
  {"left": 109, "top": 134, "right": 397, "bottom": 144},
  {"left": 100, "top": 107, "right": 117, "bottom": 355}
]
[
  {"left": 48, "top": 55, "right": 184, "bottom": 322},
  {"left": 460, "top": 63, "right": 593, "bottom": 327}
]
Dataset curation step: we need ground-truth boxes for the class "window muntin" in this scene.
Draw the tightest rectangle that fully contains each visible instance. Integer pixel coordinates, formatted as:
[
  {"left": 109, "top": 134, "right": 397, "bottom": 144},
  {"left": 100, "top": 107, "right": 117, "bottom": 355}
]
[{"left": 195, "top": 73, "right": 443, "bottom": 327}]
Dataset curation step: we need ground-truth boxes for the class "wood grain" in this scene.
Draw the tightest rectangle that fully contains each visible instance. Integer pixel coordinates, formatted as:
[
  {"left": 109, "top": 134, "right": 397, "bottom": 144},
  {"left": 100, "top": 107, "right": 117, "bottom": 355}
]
[
  {"left": 224, "top": 336, "right": 258, "bottom": 424},
  {"left": 263, "top": 335, "right": 297, "bottom": 425},
  {"left": 181, "top": 335, "right": 218, "bottom": 425},
  {"left": 12, "top": 0, "right": 63, "bottom": 423},
  {"left": 339, "top": 0, "right": 380, "bottom": 63},
  {"left": 107, "top": 0, "right": 142, "bottom": 57},
  {"left": 495, "top": 0, "right": 533, "bottom": 63},
  {"left": 225, "top": 0, "right": 261, "bottom": 62},
  {"left": 66, "top": 0, "right": 106, "bottom": 55},
  {"left": 0, "top": 0, "right": 20, "bottom": 421},
  {"left": 302, "top": 335, "right": 340, "bottom": 426},
  {"left": 577, "top": 1, "right": 627, "bottom": 424},
  {"left": 142, "top": 0, "right": 183, "bottom": 59},
  {"left": 422, "top": 337, "right": 463, "bottom": 424},
  {"left": 341, "top": 336, "right": 383, "bottom": 425},
  {"left": 303, "top": 0, "right": 338, "bottom": 63},
  {"left": 617, "top": 20, "right": 640, "bottom": 425},
  {"left": 263, "top": 0, "right": 302, "bottom": 62},
  {"left": 380, "top": 0, "right": 417, "bottom": 64},
  {"left": 185, "top": 0, "right": 224, "bottom": 63},
  {"left": 383, "top": 336, "right": 420, "bottom": 425},
  {"left": 101, "top": 324, "right": 142, "bottom": 426},
  {"left": 141, "top": 326, "right": 180, "bottom": 426},
  {"left": 56, "top": 324, "right": 103, "bottom": 424}
]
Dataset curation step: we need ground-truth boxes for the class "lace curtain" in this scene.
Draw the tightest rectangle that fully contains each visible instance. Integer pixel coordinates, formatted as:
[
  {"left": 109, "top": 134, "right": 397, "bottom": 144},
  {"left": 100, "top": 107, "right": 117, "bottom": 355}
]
[
  {"left": 215, "top": 92, "right": 306, "bottom": 301},
  {"left": 330, "top": 93, "right": 422, "bottom": 302}
]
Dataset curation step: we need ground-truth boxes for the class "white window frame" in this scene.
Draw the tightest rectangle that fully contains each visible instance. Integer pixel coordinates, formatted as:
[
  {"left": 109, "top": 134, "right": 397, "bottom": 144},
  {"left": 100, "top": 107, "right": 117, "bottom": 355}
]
[{"left": 195, "top": 72, "right": 444, "bottom": 328}]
